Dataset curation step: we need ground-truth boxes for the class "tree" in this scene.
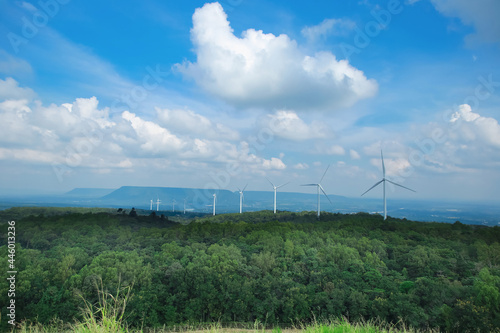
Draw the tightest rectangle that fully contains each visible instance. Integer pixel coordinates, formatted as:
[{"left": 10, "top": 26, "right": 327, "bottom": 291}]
[{"left": 129, "top": 208, "right": 137, "bottom": 217}]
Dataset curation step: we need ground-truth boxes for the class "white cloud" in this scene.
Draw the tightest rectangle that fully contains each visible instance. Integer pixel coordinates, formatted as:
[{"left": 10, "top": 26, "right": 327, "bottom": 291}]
[
  {"left": 262, "top": 157, "right": 286, "bottom": 170},
  {"left": 262, "top": 110, "right": 329, "bottom": 141},
  {"left": 0, "top": 147, "right": 62, "bottom": 164},
  {"left": 293, "top": 163, "right": 309, "bottom": 170},
  {"left": 301, "top": 18, "right": 356, "bottom": 41},
  {"left": 350, "top": 149, "right": 361, "bottom": 159},
  {"left": 156, "top": 107, "right": 239, "bottom": 140},
  {"left": 175, "top": 2, "right": 377, "bottom": 110},
  {"left": 0, "top": 77, "right": 36, "bottom": 101},
  {"left": 449, "top": 104, "right": 500, "bottom": 148},
  {"left": 326, "top": 145, "right": 345, "bottom": 155},
  {"left": 122, "top": 111, "right": 186, "bottom": 154},
  {"left": 370, "top": 156, "right": 411, "bottom": 177},
  {"left": 430, "top": 0, "right": 500, "bottom": 44}
]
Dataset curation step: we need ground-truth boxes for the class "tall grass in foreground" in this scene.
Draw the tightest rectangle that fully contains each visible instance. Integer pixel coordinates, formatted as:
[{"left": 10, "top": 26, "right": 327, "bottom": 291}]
[
  {"left": 14, "top": 318, "right": 439, "bottom": 333},
  {"left": 71, "top": 278, "right": 132, "bottom": 333}
]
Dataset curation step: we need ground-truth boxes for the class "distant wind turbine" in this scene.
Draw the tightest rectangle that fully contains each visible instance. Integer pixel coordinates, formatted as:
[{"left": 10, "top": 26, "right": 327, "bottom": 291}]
[
  {"left": 212, "top": 193, "right": 217, "bottom": 216},
  {"left": 266, "top": 178, "right": 289, "bottom": 214},
  {"left": 361, "top": 150, "right": 416, "bottom": 220},
  {"left": 183, "top": 198, "right": 187, "bottom": 214},
  {"left": 302, "top": 165, "right": 333, "bottom": 219},
  {"left": 156, "top": 198, "right": 161, "bottom": 211},
  {"left": 237, "top": 184, "right": 248, "bottom": 214},
  {"left": 172, "top": 199, "right": 176, "bottom": 212},
  {"left": 150, "top": 199, "right": 153, "bottom": 211}
]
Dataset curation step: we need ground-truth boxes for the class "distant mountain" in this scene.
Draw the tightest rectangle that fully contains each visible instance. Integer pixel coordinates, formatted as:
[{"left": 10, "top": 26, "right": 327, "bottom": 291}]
[
  {"left": 1, "top": 185, "right": 499, "bottom": 226},
  {"left": 65, "top": 188, "right": 116, "bottom": 198}
]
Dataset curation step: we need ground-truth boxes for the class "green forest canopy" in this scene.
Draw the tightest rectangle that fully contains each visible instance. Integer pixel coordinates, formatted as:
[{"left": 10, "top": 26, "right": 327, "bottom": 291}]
[{"left": 0, "top": 208, "right": 499, "bottom": 331}]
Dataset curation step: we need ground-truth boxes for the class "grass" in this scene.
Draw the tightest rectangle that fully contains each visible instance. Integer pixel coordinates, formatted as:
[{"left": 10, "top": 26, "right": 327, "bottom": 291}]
[{"left": 13, "top": 318, "right": 438, "bottom": 333}]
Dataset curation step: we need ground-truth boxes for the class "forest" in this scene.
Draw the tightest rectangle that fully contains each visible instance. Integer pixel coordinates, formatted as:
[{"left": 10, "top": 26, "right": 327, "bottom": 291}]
[{"left": 0, "top": 208, "right": 499, "bottom": 332}]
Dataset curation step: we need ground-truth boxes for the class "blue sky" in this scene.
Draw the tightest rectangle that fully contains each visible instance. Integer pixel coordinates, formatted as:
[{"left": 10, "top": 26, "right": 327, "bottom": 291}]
[{"left": 0, "top": 0, "right": 499, "bottom": 203}]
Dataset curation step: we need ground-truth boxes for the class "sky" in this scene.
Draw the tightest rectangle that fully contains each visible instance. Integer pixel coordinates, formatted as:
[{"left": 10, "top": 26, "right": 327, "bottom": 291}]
[{"left": 0, "top": 0, "right": 499, "bottom": 203}]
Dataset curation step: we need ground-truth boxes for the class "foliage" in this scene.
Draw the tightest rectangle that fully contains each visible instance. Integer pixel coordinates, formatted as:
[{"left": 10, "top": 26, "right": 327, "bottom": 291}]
[{"left": 1, "top": 209, "right": 500, "bottom": 332}]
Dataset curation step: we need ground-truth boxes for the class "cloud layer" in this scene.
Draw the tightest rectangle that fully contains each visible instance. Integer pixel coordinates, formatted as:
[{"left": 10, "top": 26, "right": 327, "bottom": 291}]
[
  {"left": 0, "top": 78, "right": 289, "bottom": 183},
  {"left": 176, "top": 2, "right": 377, "bottom": 111}
]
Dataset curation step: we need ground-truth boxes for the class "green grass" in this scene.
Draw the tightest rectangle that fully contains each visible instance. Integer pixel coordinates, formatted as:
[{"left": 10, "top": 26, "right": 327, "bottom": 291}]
[{"left": 14, "top": 318, "right": 437, "bottom": 333}]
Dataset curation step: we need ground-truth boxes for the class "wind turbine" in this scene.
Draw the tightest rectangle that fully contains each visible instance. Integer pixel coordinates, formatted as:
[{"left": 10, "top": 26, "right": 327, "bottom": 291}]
[
  {"left": 302, "top": 165, "right": 333, "bottom": 219},
  {"left": 361, "top": 150, "right": 416, "bottom": 220},
  {"left": 212, "top": 193, "right": 217, "bottom": 216},
  {"left": 266, "top": 178, "right": 289, "bottom": 214},
  {"left": 237, "top": 184, "right": 248, "bottom": 214},
  {"left": 172, "top": 199, "right": 176, "bottom": 212},
  {"left": 156, "top": 198, "right": 161, "bottom": 211},
  {"left": 183, "top": 198, "right": 187, "bottom": 214},
  {"left": 150, "top": 199, "right": 153, "bottom": 211}
]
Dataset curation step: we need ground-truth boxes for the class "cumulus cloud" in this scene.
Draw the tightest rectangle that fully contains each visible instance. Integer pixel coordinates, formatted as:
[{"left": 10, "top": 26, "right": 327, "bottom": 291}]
[
  {"left": 122, "top": 111, "right": 186, "bottom": 154},
  {"left": 175, "top": 2, "right": 377, "bottom": 110},
  {"left": 262, "top": 157, "right": 286, "bottom": 170},
  {"left": 449, "top": 104, "right": 500, "bottom": 147},
  {"left": 326, "top": 145, "right": 345, "bottom": 155},
  {"left": 0, "top": 77, "right": 36, "bottom": 101},
  {"left": 261, "top": 110, "right": 329, "bottom": 141},
  {"left": 156, "top": 107, "right": 239, "bottom": 140},
  {"left": 430, "top": 0, "right": 500, "bottom": 44}
]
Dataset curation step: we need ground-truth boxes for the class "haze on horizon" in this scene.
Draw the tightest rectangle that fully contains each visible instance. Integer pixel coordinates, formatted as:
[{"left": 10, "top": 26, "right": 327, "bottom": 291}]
[{"left": 0, "top": 0, "right": 499, "bottom": 204}]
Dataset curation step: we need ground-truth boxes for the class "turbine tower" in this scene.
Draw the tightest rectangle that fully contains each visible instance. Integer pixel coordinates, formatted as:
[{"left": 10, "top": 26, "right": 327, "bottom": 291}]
[
  {"left": 237, "top": 184, "right": 248, "bottom": 214},
  {"left": 302, "top": 165, "right": 333, "bottom": 219},
  {"left": 150, "top": 199, "right": 153, "bottom": 211},
  {"left": 361, "top": 150, "right": 416, "bottom": 220},
  {"left": 172, "top": 199, "right": 176, "bottom": 212},
  {"left": 156, "top": 198, "right": 161, "bottom": 211},
  {"left": 212, "top": 193, "right": 217, "bottom": 216},
  {"left": 266, "top": 178, "right": 289, "bottom": 214}
]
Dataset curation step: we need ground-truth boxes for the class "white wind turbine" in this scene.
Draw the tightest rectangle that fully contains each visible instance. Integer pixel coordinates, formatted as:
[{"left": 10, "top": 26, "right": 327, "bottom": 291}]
[
  {"left": 237, "top": 184, "right": 248, "bottom": 214},
  {"left": 361, "top": 150, "right": 416, "bottom": 220},
  {"left": 266, "top": 178, "right": 289, "bottom": 214},
  {"left": 302, "top": 165, "right": 333, "bottom": 219},
  {"left": 156, "top": 198, "right": 161, "bottom": 211},
  {"left": 212, "top": 193, "right": 217, "bottom": 216},
  {"left": 172, "top": 199, "right": 176, "bottom": 212},
  {"left": 150, "top": 199, "right": 153, "bottom": 211}
]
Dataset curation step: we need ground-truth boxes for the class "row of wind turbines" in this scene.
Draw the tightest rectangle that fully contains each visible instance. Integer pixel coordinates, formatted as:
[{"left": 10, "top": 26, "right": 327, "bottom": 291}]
[{"left": 154, "top": 151, "right": 416, "bottom": 220}]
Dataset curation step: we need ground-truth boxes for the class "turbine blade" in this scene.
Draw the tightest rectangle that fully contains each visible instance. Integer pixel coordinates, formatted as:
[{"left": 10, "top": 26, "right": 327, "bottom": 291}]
[
  {"left": 386, "top": 179, "right": 416, "bottom": 192},
  {"left": 301, "top": 184, "right": 318, "bottom": 186},
  {"left": 361, "top": 180, "right": 384, "bottom": 196},
  {"left": 266, "top": 177, "right": 275, "bottom": 188},
  {"left": 319, "top": 164, "right": 330, "bottom": 183},
  {"left": 319, "top": 184, "right": 333, "bottom": 205},
  {"left": 381, "top": 150, "right": 385, "bottom": 178},
  {"left": 242, "top": 184, "right": 248, "bottom": 192},
  {"left": 277, "top": 181, "right": 289, "bottom": 188}
]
